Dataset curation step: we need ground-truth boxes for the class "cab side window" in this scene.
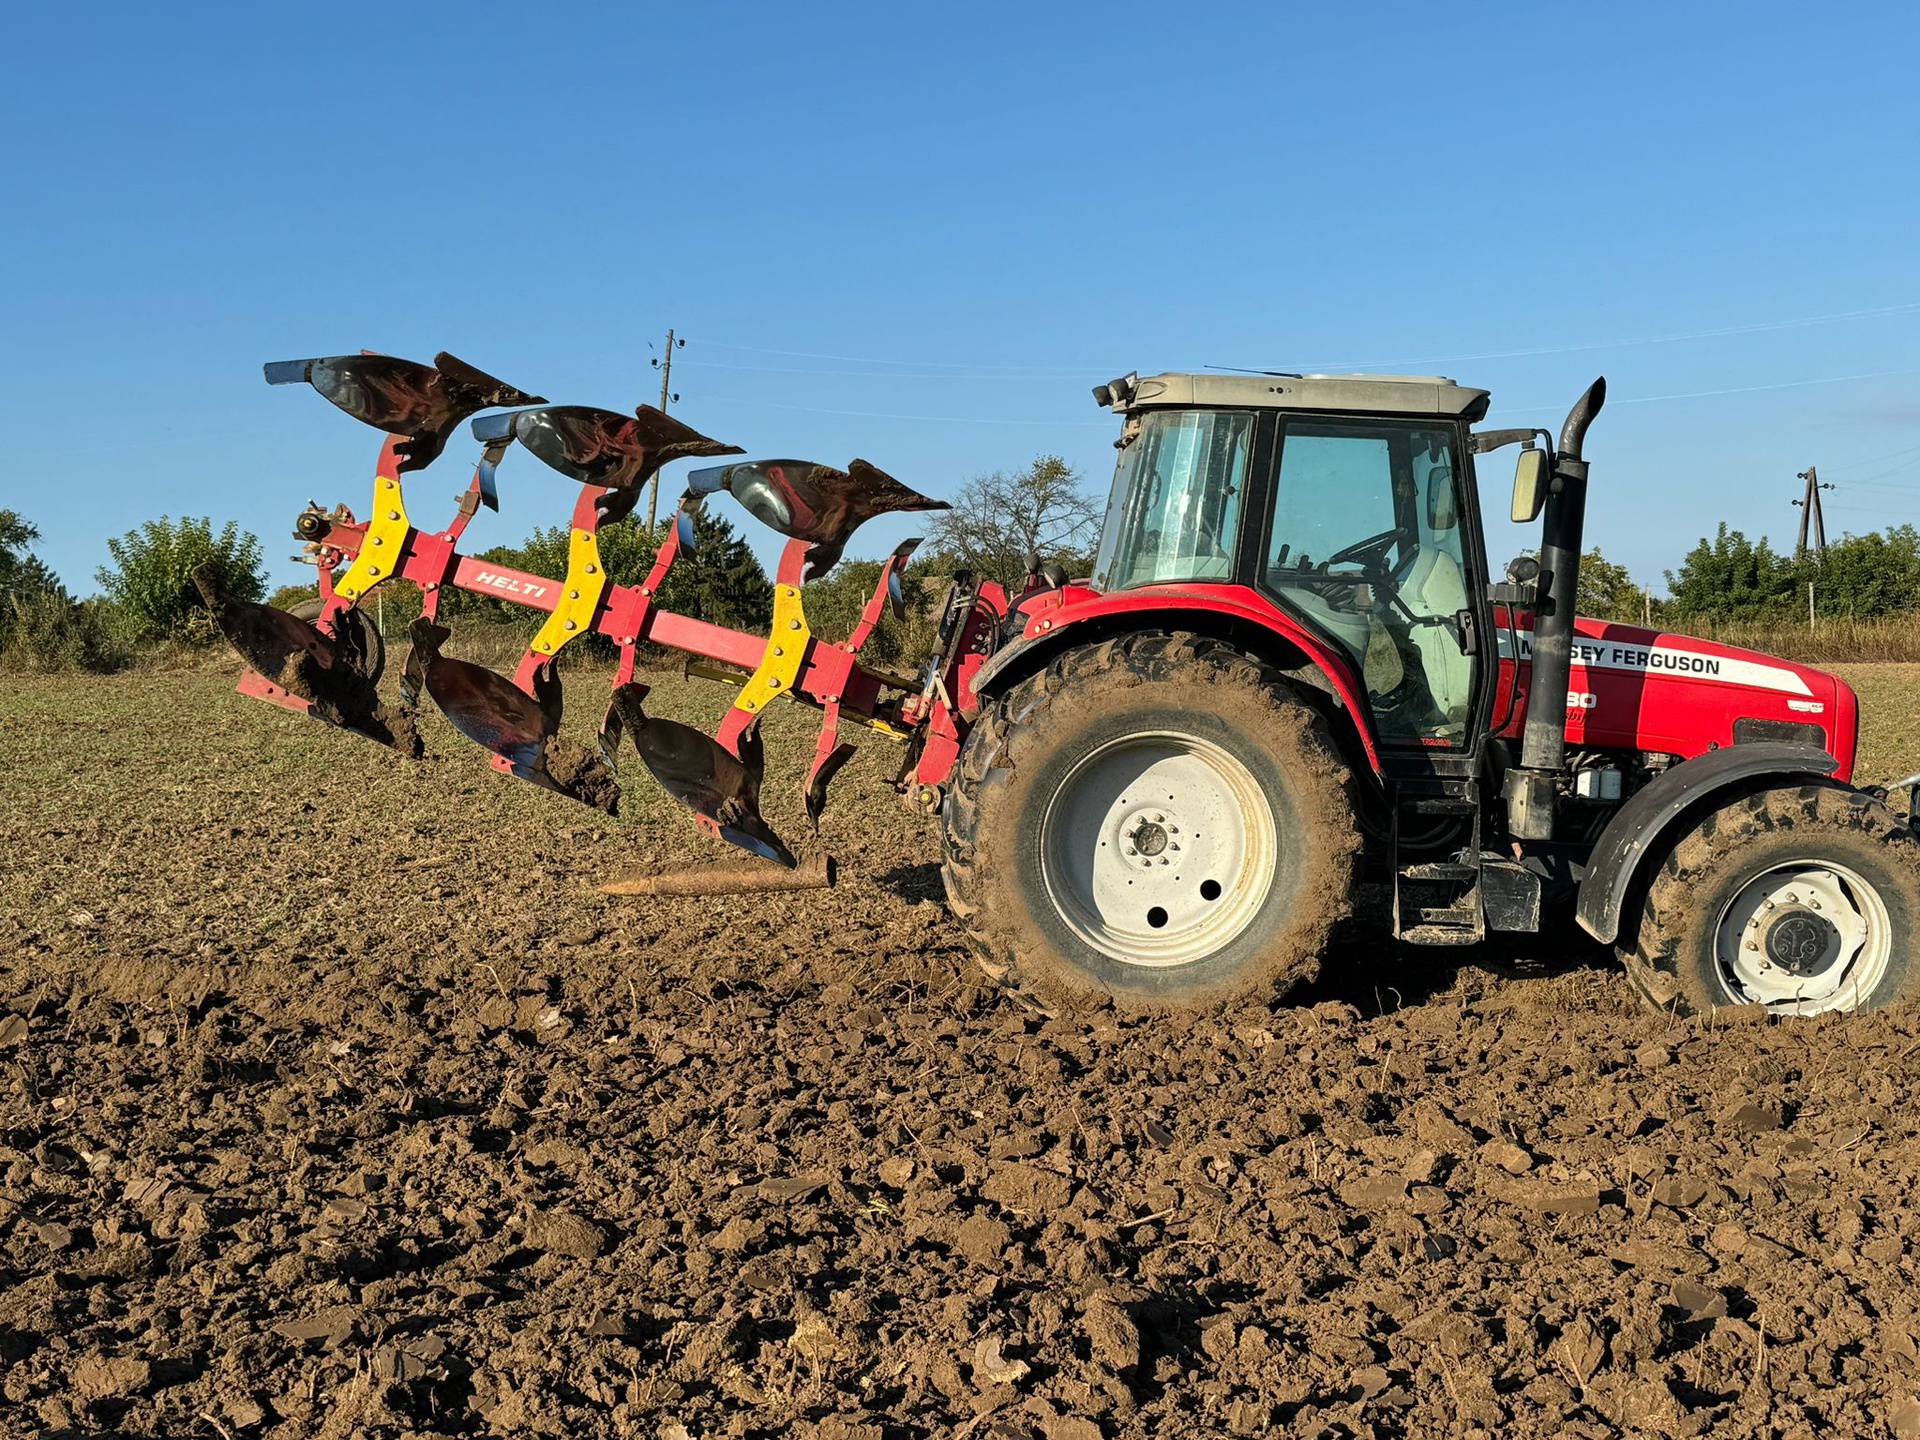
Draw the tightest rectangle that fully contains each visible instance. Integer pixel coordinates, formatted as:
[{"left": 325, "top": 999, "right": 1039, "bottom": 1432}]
[{"left": 1264, "top": 422, "right": 1473, "bottom": 743}]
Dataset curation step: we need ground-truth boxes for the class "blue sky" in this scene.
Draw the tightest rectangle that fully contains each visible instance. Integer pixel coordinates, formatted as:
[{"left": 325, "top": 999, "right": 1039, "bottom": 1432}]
[{"left": 4, "top": 2, "right": 1917, "bottom": 596}]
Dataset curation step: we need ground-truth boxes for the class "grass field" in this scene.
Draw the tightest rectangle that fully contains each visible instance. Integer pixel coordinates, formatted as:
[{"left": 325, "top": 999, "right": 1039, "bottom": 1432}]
[{"left": 1832, "top": 663, "right": 1920, "bottom": 779}]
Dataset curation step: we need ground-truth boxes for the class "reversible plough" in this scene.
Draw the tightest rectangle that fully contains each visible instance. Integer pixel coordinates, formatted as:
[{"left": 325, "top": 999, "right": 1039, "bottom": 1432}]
[{"left": 199, "top": 350, "right": 1004, "bottom": 867}]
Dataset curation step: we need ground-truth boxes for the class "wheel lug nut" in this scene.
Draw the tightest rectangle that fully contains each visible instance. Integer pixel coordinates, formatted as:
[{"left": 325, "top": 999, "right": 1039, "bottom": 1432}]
[{"left": 1746, "top": 940, "right": 1759, "bottom": 951}]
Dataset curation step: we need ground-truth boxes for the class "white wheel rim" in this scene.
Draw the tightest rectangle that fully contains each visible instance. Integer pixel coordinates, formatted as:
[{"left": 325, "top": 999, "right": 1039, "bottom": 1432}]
[
  {"left": 1038, "top": 731, "right": 1277, "bottom": 968},
  {"left": 1713, "top": 859, "right": 1892, "bottom": 1015}
]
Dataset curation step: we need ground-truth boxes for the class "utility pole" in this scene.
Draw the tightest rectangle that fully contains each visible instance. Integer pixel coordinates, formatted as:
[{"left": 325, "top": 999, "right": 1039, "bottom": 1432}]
[
  {"left": 1793, "top": 465, "right": 1833, "bottom": 560},
  {"left": 647, "top": 328, "right": 684, "bottom": 534}
]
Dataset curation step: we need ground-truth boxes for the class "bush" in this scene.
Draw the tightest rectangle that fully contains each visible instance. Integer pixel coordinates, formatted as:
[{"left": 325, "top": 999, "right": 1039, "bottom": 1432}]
[
  {"left": 803, "top": 556, "right": 939, "bottom": 668},
  {"left": 0, "top": 591, "right": 133, "bottom": 673},
  {"left": 0, "top": 508, "right": 131, "bottom": 672},
  {"left": 267, "top": 582, "right": 321, "bottom": 613},
  {"left": 1664, "top": 524, "right": 1795, "bottom": 623},
  {"left": 1577, "top": 549, "right": 1646, "bottom": 622},
  {"left": 97, "top": 516, "right": 265, "bottom": 642}
]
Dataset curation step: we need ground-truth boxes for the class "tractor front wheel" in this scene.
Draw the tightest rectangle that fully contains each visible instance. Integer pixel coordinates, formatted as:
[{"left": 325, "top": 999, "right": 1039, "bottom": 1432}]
[
  {"left": 941, "top": 633, "right": 1359, "bottom": 1010},
  {"left": 1624, "top": 783, "right": 1920, "bottom": 1016}
]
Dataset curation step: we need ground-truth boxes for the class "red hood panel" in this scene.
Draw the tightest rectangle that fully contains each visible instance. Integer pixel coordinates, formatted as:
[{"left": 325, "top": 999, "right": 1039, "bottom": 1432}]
[{"left": 1494, "top": 612, "right": 1856, "bottom": 780}]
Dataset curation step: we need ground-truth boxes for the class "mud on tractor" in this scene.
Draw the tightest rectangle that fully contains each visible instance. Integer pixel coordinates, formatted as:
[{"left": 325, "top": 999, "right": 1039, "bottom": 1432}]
[{"left": 207, "top": 353, "right": 1920, "bottom": 1018}]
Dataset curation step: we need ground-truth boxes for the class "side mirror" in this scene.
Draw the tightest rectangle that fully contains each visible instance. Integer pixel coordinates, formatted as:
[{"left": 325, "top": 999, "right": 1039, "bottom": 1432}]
[{"left": 1511, "top": 448, "right": 1550, "bottom": 523}]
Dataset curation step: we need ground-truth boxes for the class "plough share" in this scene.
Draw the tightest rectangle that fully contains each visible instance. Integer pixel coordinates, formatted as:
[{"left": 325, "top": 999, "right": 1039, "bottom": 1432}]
[{"left": 202, "top": 350, "right": 1008, "bottom": 866}]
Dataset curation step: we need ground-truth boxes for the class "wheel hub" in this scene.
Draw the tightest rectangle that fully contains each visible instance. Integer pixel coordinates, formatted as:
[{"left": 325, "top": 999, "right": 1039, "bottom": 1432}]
[
  {"left": 1715, "top": 861, "right": 1890, "bottom": 1014},
  {"left": 1122, "top": 812, "right": 1173, "bottom": 863},
  {"left": 1038, "top": 732, "right": 1276, "bottom": 968},
  {"left": 1762, "top": 908, "right": 1841, "bottom": 977}
]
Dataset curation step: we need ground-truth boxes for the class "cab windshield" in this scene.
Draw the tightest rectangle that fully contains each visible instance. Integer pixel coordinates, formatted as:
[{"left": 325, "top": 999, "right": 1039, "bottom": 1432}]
[{"left": 1092, "top": 410, "right": 1253, "bottom": 590}]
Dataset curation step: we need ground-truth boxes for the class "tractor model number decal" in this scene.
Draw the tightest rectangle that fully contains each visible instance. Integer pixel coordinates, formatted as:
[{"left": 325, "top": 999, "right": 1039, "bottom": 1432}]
[
  {"left": 1496, "top": 629, "right": 1813, "bottom": 698},
  {"left": 474, "top": 571, "right": 550, "bottom": 600},
  {"left": 1568, "top": 691, "right": 1597, "bottom": 710}
]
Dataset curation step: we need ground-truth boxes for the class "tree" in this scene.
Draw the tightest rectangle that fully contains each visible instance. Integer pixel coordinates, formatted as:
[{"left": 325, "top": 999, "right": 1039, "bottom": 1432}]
[
  {"left": 450, "top": 502, "right": 772, "bottom": 638},
  {"left": 0, "top": 511, "right": 129, "bottom": 672},
  {"left": 1664, "top": 524, "right": 1795, "bottom": 623},
  {"left": 1577, "top": 548, "right": 1645, "bottom": 622},
  {"left": 0, "top": 510, "right": 63, "bottom": 607},
  {"left": 802, "top": 554, "right": 938, "bottom": 667},
  {"left": 1794, "top": 525, "right": 1920, "bottom": 618},
  {"left": 267, "top": 582, "right": 321, "bottom": 613},
  {"left": 98, "top": 516, "right": 265, "bottom": 640},
  {"left": 926, "top": 455, "right": 1103, "bottom": 591},
  {"left": 658, "top": 502, "right": 773, "bottom": 631}
]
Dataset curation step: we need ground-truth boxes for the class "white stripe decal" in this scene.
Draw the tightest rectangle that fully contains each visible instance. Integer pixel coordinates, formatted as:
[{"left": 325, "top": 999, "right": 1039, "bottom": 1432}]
[{"left": 1494, "top": 629, "right": 1813, "bottom": 697}]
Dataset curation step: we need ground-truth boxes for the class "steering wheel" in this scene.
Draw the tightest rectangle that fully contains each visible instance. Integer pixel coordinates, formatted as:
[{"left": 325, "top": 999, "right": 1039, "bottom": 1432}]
[{"left": 1325, "top": 527, "right": 1402, "bottom": 576}]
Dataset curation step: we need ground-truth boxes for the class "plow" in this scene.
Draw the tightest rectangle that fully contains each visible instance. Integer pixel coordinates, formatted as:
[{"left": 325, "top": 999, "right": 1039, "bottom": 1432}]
[
  {"left": 203, "top": 350, "right": 1004, "bottom": 870},
  {"left": 209, "top": 350, "right": 1920, "bottom": 1018}
]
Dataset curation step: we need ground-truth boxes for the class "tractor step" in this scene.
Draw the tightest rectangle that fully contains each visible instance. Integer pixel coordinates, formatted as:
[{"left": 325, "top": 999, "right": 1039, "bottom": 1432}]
[
  {"left": 1398, "top": 861, "right": 1478, "bottom": 882},
  {"left": 1399, "top": 919, "right": 1487, "bottom": 946},
  {"left": 1391, "top": 786, "right": 1486, "bottom": 945}
]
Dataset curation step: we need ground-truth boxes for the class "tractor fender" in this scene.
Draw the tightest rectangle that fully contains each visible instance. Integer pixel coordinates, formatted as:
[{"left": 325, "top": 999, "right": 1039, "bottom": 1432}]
[
  {"left": 1575, "top": 741, "right": 1840, "bottom": 944},
  {"left": 966, "top": 586, "right": 1384, "bottom": 774}
]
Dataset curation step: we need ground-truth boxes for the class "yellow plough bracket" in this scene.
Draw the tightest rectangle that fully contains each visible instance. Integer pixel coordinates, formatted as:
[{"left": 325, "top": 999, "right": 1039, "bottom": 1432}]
[
  {"left": 732, "top": 581, "right": 809, "bottom": 717},
  {"left": 333, "top": 474, "right": 412, "bottom": 602},
  {"left": 529, "top": 525, "right": 610, "bottom": 658}
]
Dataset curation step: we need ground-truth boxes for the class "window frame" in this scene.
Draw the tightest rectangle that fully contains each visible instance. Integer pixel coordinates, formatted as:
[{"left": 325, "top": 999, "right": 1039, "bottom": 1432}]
[
  {"left": 1090, "top": 406, "right": 1261, "bottom": 593},
  {"left": 1253, "top": 411, "right": 1494, "bottom": 759}
]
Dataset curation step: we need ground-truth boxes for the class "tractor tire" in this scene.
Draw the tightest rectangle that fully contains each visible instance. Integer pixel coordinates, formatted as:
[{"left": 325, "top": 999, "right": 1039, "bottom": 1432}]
[
  {"left": 941, "top": 632, "right": 1360, "bottom": 1010},
  {"left": 290, "top": 596, "right": 385, "bottom": 685},
  {"left": 1623, "top": 782, "right": 1920, "bottom": 1017}
]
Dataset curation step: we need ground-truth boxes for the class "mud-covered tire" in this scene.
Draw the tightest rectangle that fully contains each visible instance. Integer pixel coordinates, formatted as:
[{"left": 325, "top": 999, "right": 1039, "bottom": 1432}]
[
  {"left": 940, "top": 632, "right": 1360, "bottom": 1010},
  {"left": 1623, "top": 783, "right": 1920, "bottom": 1017},
  {"left": 290, "top": 596, "right": 384, "bottom": 685}
]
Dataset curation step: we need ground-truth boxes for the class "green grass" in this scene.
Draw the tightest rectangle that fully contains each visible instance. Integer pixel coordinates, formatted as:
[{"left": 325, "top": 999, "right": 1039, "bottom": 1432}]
[{"left": 1834, "top": 662, "right": 1920, "bottom": 782}]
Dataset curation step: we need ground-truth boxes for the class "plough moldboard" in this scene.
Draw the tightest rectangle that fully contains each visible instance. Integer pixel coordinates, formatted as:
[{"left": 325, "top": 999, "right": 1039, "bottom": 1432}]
[{"left": 202, "top": 350, "right": 1008, "bottom": 868}]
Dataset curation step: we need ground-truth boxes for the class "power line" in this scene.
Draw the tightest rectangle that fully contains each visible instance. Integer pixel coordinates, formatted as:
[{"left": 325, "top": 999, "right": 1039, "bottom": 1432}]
[
  {"left": 1309, "top": 300, "right": 1920, "bottom": 372},
  {"left": 678, "top": 357, "right": 1096, "bottom": 382},
  {"left": 692, "top": 393, "right": 1112, "bottom": 427},
  {"left": 1820, "top": 439, "right": 1920, "bottom": 474},
  {"left": 688, "top": 338, "right": 1090, "bottom": 376},
  {"left": 1493, "top": 367, "right": 1920, "bottom": 417},
  {"left": 691, "top": 298, "right": 1920, "bottom": 379}
]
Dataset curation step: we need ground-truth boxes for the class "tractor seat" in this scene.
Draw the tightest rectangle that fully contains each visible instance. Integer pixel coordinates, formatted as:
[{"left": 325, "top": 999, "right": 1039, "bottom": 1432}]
[
  {"left": 1391, "top": 545, "right": 1472, "bottom": 731},
  {"left": 264, "top": 351, "right": 544, "bottom": 472}
]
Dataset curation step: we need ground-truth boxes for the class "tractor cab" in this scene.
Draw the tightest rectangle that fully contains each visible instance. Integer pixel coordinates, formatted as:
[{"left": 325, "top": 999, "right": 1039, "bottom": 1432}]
[{"left": 1088, "top": 371, "right": 1495, "bottom": 760}]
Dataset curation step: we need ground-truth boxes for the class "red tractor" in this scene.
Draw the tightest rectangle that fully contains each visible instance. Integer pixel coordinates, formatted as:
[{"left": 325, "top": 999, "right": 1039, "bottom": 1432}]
[
  {"left": 934, "top": 371, "right": 1920, "bottom": 1017},
  {"left": 213, "top": 355, "right": 1920, "bottom": 1019}
]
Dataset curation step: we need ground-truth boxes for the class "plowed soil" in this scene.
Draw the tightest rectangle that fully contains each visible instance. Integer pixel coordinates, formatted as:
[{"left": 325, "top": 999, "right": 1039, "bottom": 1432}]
[{"left": 7, "top": 666, "right": 1920, "bottom": 1440}]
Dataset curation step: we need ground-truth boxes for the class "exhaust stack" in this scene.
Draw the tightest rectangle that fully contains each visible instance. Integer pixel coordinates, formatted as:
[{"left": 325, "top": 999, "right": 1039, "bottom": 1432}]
[{"left": 1504, "top": 377, "right": 1606, "bottom": 841}]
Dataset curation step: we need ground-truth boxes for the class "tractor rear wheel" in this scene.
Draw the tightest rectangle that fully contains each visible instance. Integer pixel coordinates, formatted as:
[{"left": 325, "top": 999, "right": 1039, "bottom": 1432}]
[
  {"left": 941, "top": 632, "right": 1360, "bottom": 1010},
  {"left": 1624, "top": 783, "right": 1920, "bottom": 1016}
]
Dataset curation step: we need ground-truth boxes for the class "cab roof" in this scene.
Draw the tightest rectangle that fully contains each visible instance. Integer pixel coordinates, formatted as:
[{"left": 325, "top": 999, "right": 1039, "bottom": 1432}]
[{"left": 1109, "top": 371, "right": 1492, "bottom": 423}]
